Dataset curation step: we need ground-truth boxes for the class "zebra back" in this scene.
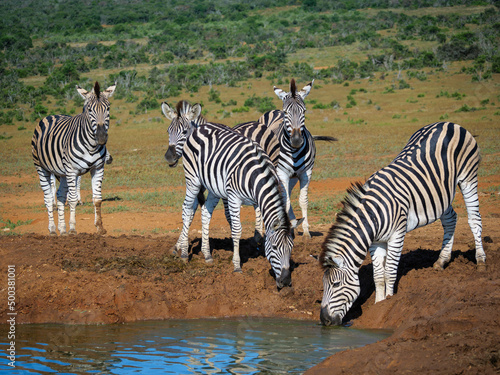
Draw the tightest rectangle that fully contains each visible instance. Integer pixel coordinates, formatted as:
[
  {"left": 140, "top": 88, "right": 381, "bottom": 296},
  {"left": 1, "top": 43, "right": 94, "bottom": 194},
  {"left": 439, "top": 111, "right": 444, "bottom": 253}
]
[{"left": 232, "top": 110, "right": 282, "bottom": 167}]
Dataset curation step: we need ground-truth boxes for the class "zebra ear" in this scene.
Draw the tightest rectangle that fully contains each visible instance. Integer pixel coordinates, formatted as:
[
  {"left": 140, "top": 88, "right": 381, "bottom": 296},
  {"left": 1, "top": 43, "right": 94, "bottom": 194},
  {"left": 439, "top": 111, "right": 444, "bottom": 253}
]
[
  {"left": 102, "top": 82, "right": 117, "bottom": 99},
  {"left": 162, "top": 102, "right": 177, "bottom": 120},
  {"left": 298, "top": 79, "right": 314, "bottom": 100},
  {"left": 188, "top": 103, "right": 202, "bottom": 122},
  {"left": 290, "top": 218, "right": 304, "bottom": 230},
  {"left": 323, "top": 254, "right": 344, "bottom": 269},
  {"left": 76, "top": 85, "right": 90, "bottom": 100},
  {"left": 274, "top": 86, "right": 287, "bottom": 101}
]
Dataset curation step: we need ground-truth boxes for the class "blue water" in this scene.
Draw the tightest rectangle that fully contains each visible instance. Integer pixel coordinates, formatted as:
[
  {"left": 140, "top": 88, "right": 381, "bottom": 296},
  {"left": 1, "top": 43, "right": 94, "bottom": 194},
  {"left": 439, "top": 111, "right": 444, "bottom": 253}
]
[{"left": 0, "top": 318, "right": 390, "bottom": 374}]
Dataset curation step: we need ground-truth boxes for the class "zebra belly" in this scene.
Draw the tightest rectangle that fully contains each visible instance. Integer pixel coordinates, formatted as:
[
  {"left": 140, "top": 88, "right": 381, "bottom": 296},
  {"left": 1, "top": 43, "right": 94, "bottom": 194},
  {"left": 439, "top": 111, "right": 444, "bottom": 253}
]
[{"left": 406, "top": 205, "right": 446, "bottom": 233}]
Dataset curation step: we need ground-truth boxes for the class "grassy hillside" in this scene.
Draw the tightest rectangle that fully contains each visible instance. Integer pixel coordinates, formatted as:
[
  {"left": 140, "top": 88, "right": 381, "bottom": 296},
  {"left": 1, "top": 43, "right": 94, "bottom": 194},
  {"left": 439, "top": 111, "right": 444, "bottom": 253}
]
[{"left": 0, "top": 1, "right": 499, "bottom": 231}]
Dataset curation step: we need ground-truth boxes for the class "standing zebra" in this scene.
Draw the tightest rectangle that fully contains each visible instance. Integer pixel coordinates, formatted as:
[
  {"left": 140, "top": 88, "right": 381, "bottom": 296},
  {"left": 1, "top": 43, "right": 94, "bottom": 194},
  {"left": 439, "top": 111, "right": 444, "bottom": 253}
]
[
  {"left": 32, "top": 81, "right": 116, "bottom": 235},
  {"left": 162, "top": 100, "right": 283, "bottom": 243},
  {"left": 319, "top": 122, "right": 486, "bottom": 326},
  {"left": 179, "top": 122, "right": 297, "bottom": 288},
  {"left": 273, "top": 79, "right": 336, "bottom": 238}
]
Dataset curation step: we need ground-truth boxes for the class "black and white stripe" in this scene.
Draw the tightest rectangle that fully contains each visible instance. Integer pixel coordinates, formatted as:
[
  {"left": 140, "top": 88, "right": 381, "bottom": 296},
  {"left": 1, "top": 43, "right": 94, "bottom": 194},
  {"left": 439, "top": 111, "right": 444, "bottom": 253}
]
[
  {"left": 273, "top": 79, "right": 336, "bottom": 238},
  {"left": 178, "top": 122, "right": 297, "bottom": 288},
  {"left": 319, "top": 122, "right": 486, "bottom": 326},
  {"left": 32, "top": 81, "right": 116, "bottom": 235}
]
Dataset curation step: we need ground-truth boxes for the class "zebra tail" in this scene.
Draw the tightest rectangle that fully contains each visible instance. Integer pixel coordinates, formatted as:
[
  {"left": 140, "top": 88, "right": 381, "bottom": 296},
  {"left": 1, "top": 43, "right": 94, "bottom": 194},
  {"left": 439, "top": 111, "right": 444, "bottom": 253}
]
[
  {"left": 197, "top": 191, "right": 206, "bottom": 207},
  {"left": 313, "top": 135, "right": 338, "bottom": 142}
]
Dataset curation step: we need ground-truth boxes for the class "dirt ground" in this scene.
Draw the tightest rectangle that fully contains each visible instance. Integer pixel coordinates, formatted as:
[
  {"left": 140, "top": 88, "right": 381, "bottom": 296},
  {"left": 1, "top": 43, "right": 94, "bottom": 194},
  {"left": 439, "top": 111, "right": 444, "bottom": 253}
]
[{"left": 1, "top": 176, "right": 499, "bottom": 374}]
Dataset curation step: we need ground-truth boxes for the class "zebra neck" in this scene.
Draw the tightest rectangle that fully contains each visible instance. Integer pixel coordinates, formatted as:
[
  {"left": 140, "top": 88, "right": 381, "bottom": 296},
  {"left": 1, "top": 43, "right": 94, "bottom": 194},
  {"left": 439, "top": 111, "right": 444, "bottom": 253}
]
[
  {"left": 326, "top": 200, "right": 378, "bottom": 270},
  {"left": 256, "top": 181, "right": 289, "bottom": 232},
  {"left": 80, "top": 115, "right": 101, "bottom": 149}
]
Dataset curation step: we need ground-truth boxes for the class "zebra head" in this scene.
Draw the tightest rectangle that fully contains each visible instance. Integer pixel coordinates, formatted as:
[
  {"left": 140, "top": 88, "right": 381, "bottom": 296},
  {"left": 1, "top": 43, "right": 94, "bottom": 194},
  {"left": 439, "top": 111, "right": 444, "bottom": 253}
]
[
  {"left": 274, "top": 79, "right": 313, "bottom": 149},
  {"left": 162, "top": 100, "right": 202, "bottom": 168},
  {"left": 319, "top": 253, "right": 361, "bottom": 326},
  {"left": 265, "top": 218, "right": 303, "bottom": 289},
  {"left": 77, "top": 81, "right": 116, "bottom": 146}
]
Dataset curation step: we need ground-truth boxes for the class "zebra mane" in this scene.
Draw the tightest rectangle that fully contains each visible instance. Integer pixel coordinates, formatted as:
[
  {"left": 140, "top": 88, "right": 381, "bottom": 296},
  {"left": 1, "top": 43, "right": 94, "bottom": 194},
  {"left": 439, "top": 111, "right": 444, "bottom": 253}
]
[
  {"left": 176, "top": 100, "right": 189, "bottom": 116},
  {"left": 176, "top": 100, "right": 206, "bottom": 126},
  {"left": 319, "top": 181, "right": 367, "bottom": 270},
  {"left": 290, "top": 78, "right": 297, "bottom": 98},
  {"left": 94, "top": 81, "right": 100, "bottom": 99}
]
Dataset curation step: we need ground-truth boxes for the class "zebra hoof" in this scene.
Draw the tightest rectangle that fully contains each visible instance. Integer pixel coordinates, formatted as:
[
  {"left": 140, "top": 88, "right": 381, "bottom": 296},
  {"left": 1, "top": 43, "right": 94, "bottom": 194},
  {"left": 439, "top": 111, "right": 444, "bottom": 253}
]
[
  {"left": 205, "top": 256, "right": 214, "bottom": 264},
  {"left": 233, "top": 268, "right": 242, "bottom": 273},
  {"left": 60, "top": 231, "right": 68, "bottom": 236},
  {"left": 180, "top": 255, "right": 189, "bottom": 263},
  {"left": 433, "top": 261, "right": 445, "bottom": 271},
  {"left": 477, "top": 261, "right": 487, "bottom": 272},
  {"left": 97, "top": 228, "right": 107, "bottom": 235},
  {"left": 49, "top": 231, "right": 57, "bottom": 237},
  {"left": 171, "top": 246, "right": 179, "bottom": 256},
  {"left": 69, "top": 229, "right": 77, "bottom": 235}
]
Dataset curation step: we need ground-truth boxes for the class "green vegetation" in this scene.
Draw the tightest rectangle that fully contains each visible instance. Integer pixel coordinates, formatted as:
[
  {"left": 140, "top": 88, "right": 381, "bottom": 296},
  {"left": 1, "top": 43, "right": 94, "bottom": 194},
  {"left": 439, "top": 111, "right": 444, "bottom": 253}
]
[{"left": 0, "top": 0, "right": 499, "bottom": 234}]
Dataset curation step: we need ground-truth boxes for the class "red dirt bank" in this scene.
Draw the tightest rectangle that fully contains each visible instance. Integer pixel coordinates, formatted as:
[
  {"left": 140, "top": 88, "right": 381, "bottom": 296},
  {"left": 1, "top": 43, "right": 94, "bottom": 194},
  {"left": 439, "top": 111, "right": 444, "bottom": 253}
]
[{"left": 1, "top": 216, "right": 499, "bottom": 374}]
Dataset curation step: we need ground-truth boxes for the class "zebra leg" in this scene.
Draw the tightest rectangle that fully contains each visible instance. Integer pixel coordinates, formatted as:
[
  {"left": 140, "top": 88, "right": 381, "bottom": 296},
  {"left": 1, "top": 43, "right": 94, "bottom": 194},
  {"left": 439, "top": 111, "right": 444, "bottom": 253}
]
[
  {"left": 384, "top": 231, "right": 406, "bottom": 299},
  {"left": 175, "top": 188, "right": 200, "bottom": 261},
  {"left": 65, "top": 174, "right": 80, "bottom": 235},
  {"left": 369, "top": 243, "right": 387, "bottom": 303},
  {"left": 460, "top": 178, "right": 486, "bottom": 270},
  {"left": 56, "top": 177, "right": 69, "bottom": 235},
  {"left": 298, "top": 171, "right": 312, "bottom": 238},
  {"left": 253, "top": 206, "right": 264, "bottom": 244},
  {"left": 278, "top": 170, "right": 295, "bottom": 226},
  {"left": 200, "top": 194, "right": 219, "bottom": 263},
  {"left": 228, "top": 196, "right": 243, "bottom": 273},
  {"left": 36, "top": 168, "right": 57, "bottom": 235},
  {"left": 433, "top": 206, "right": 457, "bottom": 270},
  {"left": 50, "top": 174, "right": 57, "bottom": 210},
  {"left": 90, "top": 168, "right": 105, "bottom": 235},
  {"left": 287, "top": 176, "right": 298, "bottom": 224},
  {"left": 222, "top": 198, "right": 232, "bottom": 227},
  {"left": 76, "top": 175, "right": 83, "bottom": 205}
]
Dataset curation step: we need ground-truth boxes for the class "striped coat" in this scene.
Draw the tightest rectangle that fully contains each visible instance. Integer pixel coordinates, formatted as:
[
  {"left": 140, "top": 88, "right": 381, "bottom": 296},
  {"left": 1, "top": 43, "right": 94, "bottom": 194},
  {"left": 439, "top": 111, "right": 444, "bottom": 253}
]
[{"left": 319, "top": 122, "right": 486, "bottom": 326}]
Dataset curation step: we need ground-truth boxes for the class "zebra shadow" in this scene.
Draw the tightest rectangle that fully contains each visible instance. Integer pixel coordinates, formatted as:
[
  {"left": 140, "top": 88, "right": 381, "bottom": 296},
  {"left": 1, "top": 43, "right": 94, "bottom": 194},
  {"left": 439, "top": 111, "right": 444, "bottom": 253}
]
[
  {"left": 343, "top": 247, "right": 477, "bottom": 323},
  {"left": 188, "top": 236, "right": 264, "bottom": 265}
]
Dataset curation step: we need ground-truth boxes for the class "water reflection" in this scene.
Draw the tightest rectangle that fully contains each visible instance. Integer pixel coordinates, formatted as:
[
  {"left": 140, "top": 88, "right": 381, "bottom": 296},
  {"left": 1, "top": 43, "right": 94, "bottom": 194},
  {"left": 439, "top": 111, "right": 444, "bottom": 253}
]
[{"left": 0, "top": 318, "right": 390, "bottom": 374}]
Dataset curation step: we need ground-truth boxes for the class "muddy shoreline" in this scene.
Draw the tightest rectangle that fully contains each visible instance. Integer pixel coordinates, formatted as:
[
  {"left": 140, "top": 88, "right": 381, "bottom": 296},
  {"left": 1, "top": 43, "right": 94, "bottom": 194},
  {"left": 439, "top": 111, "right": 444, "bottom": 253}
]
[{"left": 1, "top": 219, "right": 499, "bottom": 374}]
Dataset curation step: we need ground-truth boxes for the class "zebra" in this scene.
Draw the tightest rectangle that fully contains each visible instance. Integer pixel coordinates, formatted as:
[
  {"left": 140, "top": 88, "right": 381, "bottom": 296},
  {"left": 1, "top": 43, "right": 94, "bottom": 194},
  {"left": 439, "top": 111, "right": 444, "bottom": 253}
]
[
  {"left": 161, "top": 100, "right": 283, "bottom": 244},
  {"left": 319, "top": 122, "right": 486, "bottom": 326},
  {"left": 273, "top": 78, "right": 337, "bottom": 239},
  {"left": 179, "top": 121, "right": 298, "bottom": 288},
  {"left": 32, "top": 81, "right": 117, "bottom": 235}
]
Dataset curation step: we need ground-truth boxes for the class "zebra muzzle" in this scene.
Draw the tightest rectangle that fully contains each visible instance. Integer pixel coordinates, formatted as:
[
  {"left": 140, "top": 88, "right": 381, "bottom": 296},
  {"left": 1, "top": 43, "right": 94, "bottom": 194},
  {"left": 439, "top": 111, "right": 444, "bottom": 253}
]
[
  {"left": 96, "top": 125, "right": 108, "bottom": 145},
  {"left": 165, "top": 146, "right": 179, "bottom": 167},
  {"left": 320, "top": 307, "right": 342, "bottom": 326},
  {"left": 277, "top": 268, "right": 292, "bottom": 289},
  {"left": 290, "top": 128, "right": 303, "bottom": 148}
]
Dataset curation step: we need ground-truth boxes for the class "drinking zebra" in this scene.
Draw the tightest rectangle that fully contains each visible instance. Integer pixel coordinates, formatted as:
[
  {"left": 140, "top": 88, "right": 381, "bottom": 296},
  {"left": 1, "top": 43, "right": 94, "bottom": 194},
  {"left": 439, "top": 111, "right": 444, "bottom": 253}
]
[
  {"left": 179, "top": 121, "right": 297, "bottom": 288},
  {"left": 273, "top": 79, "right": 337, "bottom": 239},
  {"left": 319, "top": 122, "right": 486, "bottom": 326},
  {"left": 161, "top": 100, "right": 282, "bottom": 243},
  {"left": 32, "top": 81, "right": 116, "bottom": 235}
]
